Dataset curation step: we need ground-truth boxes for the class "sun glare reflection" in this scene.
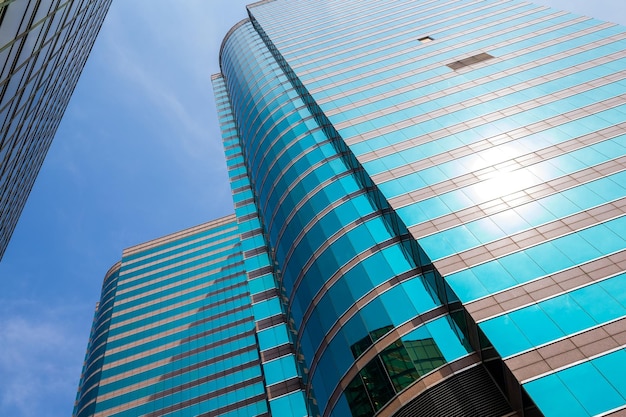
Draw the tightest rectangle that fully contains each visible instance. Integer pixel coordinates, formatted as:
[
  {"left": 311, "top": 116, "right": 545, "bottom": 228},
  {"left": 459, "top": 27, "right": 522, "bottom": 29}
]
[{"left": 473, "top": 168, "right": 537, "bottom": 202}]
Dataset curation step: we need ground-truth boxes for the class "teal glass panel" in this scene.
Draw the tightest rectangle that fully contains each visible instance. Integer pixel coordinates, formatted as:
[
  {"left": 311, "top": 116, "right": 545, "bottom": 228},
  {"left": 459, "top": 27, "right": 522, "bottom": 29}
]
[
  {"left": 569, "top": 284, "right": 624, "bottom": 324},
  {"left": 426, "top": 316, "right": 472, "bottom": 362},
  {"left": 445, "top": 268, "right": 489, "bottom": 303},
  {"left": 524, "top": 375, "right": 589, "bottom": 417},
  {"left": 506, "top": 305, "right": 563, "bottom": 347},
  {"left": 473, "top": 261, "right": 518, "bottom": 294},
  {"left": 593, "top": 349, "right": 626, "bottom": 399},
  {"left": 269, "top": 391, "right": 309, "bottom": 416},
  {"left": 497, "top": 252, "right": 546, "bottom": 284},
  {"left": 257, "top": 323, "right": 291, "bottom": 351},
  {"left": 539, "top": 295, "right": 595, "bottom": 334},
  {"left": 264, "top": 355, "right": 299, "bottom": 385},
  {"left": 558, "top": 362, "right": 625, "bottom": 415},
  {"left": 480, "top": 316, "right": 532, "bottom": 358}
]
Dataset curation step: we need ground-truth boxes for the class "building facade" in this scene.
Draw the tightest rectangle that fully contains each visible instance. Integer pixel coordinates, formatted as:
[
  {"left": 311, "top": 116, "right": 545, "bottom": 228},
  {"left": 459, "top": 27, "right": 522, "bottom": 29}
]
[
  {"left": 0, "top": 0, "right": 111, "bottom": 260},
  {"left": 75, "top": 0, "right": 626, "bottom": 416},
  {"left": 73, "top": 217, "right": 275, "bottom": 417}
]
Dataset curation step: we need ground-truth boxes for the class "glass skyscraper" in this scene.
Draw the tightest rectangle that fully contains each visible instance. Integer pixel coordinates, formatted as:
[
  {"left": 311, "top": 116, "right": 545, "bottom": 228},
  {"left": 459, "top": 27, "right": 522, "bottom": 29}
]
[
  {"left": 75, "top": 0, "right": 626, "bottom": 416},
  {"left": 0, "top": 0, "right": 111, "bottom": 260}
]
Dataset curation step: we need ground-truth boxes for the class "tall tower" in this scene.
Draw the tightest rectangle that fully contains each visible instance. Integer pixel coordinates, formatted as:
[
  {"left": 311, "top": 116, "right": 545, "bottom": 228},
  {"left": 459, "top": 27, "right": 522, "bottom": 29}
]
[
  {"left": 0, "top": 0, "right": 112, "bottom": 260},
  {"left": 75, "top": 0, "right": 626, "bottom": 416}
]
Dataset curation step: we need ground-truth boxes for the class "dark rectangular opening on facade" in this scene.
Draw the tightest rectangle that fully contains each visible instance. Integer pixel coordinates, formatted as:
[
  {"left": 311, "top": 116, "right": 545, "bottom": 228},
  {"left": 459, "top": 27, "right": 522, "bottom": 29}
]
[{"left": 447, "top": 52, "right": 494, "bottom": 70}]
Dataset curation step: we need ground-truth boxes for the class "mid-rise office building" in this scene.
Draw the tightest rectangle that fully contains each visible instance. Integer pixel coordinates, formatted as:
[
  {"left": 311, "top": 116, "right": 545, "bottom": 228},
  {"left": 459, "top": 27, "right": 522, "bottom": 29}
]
[
  {"left": 73, "top": 218, "right": 275, "bottom": 417},
  {"left": 0, "top": 0, "right": 111, "bottom": 260},
  {"left": 75, "top": 0, "right": 626, "bottom": 416}
]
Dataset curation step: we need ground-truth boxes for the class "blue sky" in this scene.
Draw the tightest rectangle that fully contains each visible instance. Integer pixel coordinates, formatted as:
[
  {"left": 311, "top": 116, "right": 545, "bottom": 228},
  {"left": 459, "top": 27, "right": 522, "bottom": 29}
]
[{"left": 0, "top": 1, "right": 622, "bottom": 416}]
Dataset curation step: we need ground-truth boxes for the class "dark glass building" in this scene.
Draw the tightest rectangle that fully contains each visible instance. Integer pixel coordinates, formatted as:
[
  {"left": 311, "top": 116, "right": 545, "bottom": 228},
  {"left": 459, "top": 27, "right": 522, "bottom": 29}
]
[
  {"left": 75, "top": 0, "right": 626, "bottom": 416},
  {"left": 0, "top": 0, "right": 111, "bottom": 260}
]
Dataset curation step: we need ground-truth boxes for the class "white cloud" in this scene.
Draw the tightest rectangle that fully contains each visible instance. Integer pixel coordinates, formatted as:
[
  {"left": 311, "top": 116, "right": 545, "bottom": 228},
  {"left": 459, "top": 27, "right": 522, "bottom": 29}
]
[{"left": 0, "top": 304, "right": 89, "bottom": 417}]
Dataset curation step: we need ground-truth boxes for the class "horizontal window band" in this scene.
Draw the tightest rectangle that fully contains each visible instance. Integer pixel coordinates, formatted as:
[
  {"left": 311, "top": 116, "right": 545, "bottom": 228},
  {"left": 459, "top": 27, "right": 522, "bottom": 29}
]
[
  {"left": 256, "top": 313, "right": 287, "bottom": 331},
  {"left": 386, "top": 97, "right": 626, "bottom": 211},
  {"left": 251, "top": 288, "right": 279, "bottom": 303},
  {"left": 261, "top": 343, "right": 296, "bottom": 363},
  {"left": 111, "top": 267, "right": 247, "bottom": 324},
  {"left": 404, "top": 123, "right": 626, "bottom": 241},
  {"left": 506, "top": 317, "right": 626, "bottom": 385},
  {"left": 101, "top": 329, "right": 257, "bottom": 375},
  {"left": 181, "top": 316, "right": 255, "bottom": 345},
  {"left": 97, "top": 345, "right": 258, "bottom": 400},
  {"left": 266, "top": 376, "right": 305, "bottom": 400},
  {"left": 246, "top": 105, "right": 313, "bottom": 173},
  {"left": 240, "top": 227, "right": 263, "bottom": 239},
  {"left": 289, "top": 0, "right": 514, "bottom": 77},
  {"left": 238, "top": 212, "right": 259, "bottom": 222},
  {"left": 149, "top": 360, "right": 261, "bottom": 401},
  {"left": 105, "top": 312, "right": 254, "bottom": 358},
  {"left": 117, "top": 247, "right": 241, "bottom": 294},
  {"left": 235, "top": 197, "right": 255, "bottom": 208},
  {"left": 285, "top": 207, "right": 384, "bottom": 305},
  {"left": 228, "top": 161, "right": 246, "bottom": 170},
  {"left": 434, "top": 195, "right": 626, "bottom": 277},
  {"left": 109, "top": 290, "right": 250, "bottom": 341},
  {"left": 467, "top": 248, "right": 626, "bottom": 323},
  {"left": 197, "top": 290, "right": 250, "bottom": 314},
  {"left": 269, "top": 161, "right": 356, "bottom": 251},
  {"left": 248, "top": 265, "right": 274, "bottom": 279},
  {"left": 223, "top": 143, "right": 239, "bottom": 152},
  {"left": 121, "top": 221, "right": 238, "bottom": 266},
  {"left": 294, "top": 235, "right": 406, "bottom": 338},
  {"left": 244, "top": 246, "right": 268, "bottom": 259},
  {"left": 142, "top": 375, "right": 265, "bottom": 417},
  {"left": 173, "top": 329, "right": 256, "bottom": 362},
  {"left": 257, "top": 134, "right": 333, "bottom": 217},
  {"left": 256, "top": 126, "right": 326, "bottom": 202},
  {"left": 229, "top": 172, "right": 248, "bottom": 181},
  {"left": 231, "top": 185, "right": 252, "bottom": 195},
  {"left": 197, "top": 393, "right": 268, "bottom": 417},
  {"left": 342, "top": 24, "right": 623, "bottom": 154},
  {"left": 270, "top": 0, "right": 437, "bottom": 66},
  {"left": 116, "top": 248, "right": 244, "bottom": 297},
  {"left": 320, "top": 14, "right": 605, "bottom": 115}
]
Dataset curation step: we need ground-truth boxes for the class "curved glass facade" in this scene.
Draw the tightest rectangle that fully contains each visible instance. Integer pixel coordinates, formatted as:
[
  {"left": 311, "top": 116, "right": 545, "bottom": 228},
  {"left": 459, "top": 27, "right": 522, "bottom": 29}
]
[
  {"left": 215, "top": 0, "right": 626, "bottom": 416},
  {"left": 74, "top": 262, "right": 120, "bottom": 417},
  {"left": 76, "top": 0, "right": 626, "bottom": 416},
  {"left": 218, "top": 14, "right": 493, "bottom": 417}
]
